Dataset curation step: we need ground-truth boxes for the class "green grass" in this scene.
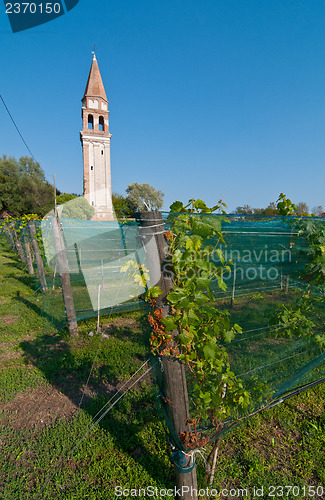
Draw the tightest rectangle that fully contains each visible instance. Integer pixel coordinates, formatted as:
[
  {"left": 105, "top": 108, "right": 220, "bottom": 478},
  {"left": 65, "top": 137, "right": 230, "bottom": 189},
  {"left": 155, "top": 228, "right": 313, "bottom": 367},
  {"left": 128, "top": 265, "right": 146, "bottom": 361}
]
[
  {"left": 213, "top": 386, "right": 325, "bottom": 498},
  {"left": 1, "top": 234, "right": 325, "bottom": 499},
  {"left": 0, "top": 237, "right": 175, "bottom": 499}
]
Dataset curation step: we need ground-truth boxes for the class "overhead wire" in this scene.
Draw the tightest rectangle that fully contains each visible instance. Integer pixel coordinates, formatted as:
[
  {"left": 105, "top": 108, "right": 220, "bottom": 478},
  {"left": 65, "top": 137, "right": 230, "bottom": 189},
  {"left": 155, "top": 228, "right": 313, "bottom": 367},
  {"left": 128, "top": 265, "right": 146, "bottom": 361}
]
[
  {"left": 0, "top": 92, "right": 54, "bottom": 184},
  {"left": 0, "top": 93, "right": 37, "bottom": 163}
]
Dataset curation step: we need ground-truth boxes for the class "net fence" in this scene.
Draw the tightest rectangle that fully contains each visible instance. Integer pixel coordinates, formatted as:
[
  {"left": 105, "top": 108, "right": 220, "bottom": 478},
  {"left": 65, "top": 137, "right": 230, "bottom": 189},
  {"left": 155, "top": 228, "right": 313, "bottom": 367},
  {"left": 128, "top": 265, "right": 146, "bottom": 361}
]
[{"left": 1, "top": 212, "right": 325, "bottom": 448}]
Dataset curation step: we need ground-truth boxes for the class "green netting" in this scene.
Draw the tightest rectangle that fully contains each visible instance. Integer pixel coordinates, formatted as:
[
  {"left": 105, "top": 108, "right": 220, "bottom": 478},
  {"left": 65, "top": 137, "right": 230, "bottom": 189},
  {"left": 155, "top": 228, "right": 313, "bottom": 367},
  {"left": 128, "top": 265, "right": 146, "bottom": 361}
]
[
  {"left": 2, "top": 213, "right": 325, "bottom": 451},
  {"left": 153, "top": 214, "right": 325, "bottom": 447},
  {"left": 40, "top": 217, "right": 156, "bottom": 328}
]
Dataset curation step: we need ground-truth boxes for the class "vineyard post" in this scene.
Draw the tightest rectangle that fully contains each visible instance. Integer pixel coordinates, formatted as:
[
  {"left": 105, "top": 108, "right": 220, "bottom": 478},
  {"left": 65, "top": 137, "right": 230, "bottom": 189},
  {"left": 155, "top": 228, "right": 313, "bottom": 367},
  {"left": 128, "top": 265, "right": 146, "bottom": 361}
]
[
  {"left": 5, "top": 224, "right": 16, "bottom": 250},
  {"left": 11, "top": 223, "right": 26, "bottom": 263},
  {"left": 23, "top": 228, "right": 34, "bottom": 275},
  {"left": 51, "top": 216, "right": 78, "bottom": 337},
  {"left": 28, "top": 221, "right": 48, "bottom": 293},
  {"left": 231, "top": 261, "right": 237, "bottom": 307},
  {"left": 138, "top": 211, "right": 198, "bottom": 500}
]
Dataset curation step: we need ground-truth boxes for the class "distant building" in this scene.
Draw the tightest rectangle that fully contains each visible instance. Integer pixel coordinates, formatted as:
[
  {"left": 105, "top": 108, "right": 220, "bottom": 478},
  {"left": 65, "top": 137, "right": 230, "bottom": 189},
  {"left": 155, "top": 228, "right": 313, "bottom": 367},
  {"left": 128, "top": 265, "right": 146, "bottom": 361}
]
[{"left": 80, "top": 54, "right": 114, "bottom": 220}]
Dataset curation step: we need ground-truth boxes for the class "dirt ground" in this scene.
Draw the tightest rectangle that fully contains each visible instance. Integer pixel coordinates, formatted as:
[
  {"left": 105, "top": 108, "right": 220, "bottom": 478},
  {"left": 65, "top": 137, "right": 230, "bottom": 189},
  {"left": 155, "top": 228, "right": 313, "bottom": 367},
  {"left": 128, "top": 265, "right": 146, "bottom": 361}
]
[
  {"left": 0, "top": 315, "right": 149, "bottom": 434},
  {"left": 0, "top": 386, "right": 78, "bottom": 431}
]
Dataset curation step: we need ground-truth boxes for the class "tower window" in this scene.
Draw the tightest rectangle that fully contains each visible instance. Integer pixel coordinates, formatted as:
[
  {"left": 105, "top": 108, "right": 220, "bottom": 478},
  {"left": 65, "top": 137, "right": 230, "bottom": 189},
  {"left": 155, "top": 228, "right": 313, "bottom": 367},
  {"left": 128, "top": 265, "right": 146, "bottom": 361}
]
[
  {"left": 91, "top": 165, "right": 93, "bottom": 170},
  {"left": 99, "top": 116, "right": 105, "bottom": 131},
  {"left": 101, "top": 150, "right": 104, "bottom": 155},
  {"left": 88, "top": 114, "right": 94, "bottom": 130}
]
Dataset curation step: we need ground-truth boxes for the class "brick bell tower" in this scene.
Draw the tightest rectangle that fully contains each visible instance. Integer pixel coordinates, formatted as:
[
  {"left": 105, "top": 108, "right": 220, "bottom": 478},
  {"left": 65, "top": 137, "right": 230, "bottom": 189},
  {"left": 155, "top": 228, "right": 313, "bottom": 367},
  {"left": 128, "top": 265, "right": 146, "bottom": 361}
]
[{"left": 80, "top": 53, "right": 114, "bottom": 220}]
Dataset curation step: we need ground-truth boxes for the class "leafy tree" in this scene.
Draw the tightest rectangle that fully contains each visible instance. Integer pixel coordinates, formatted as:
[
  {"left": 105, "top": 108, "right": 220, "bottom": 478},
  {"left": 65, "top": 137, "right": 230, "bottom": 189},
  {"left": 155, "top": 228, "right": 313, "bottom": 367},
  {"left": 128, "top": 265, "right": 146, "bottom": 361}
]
[
  {"left": 295, "top": 202, "right": 309, "bottom": 216},
  {"left": 0, "top": 155, "right": 54, "bottom": 217},
  {"left": 60, "top": 196, "right": 94, "bottom": 220},
  {"left": 18, "top": 156, "right": 46, "bottom": 181},
  {"left": 57, "top": 193, "right": 77, "bottom": 205},
  {"left": 235, "top": 202, "right": 278, "bottom": 216},
  {"left": 262, "top": 202, "right": 278, "bottom": 215},
  {"left": 312, "top": 205, "right": 324, "bottom": 217},
  {"left": 276, "top": 193, "right": 296, "bottom": 216},
  {"left": 40, "top": 193, "right": 78, "bottom": 218},
  {"left": 126, "top": 182, "right": 164, "bottom": 212},
  {"left": 112, "top": 193, "right": 134, "bottom": 218},
  {"left": 234, "top": 205, "right": 253, "bottom": 215}
]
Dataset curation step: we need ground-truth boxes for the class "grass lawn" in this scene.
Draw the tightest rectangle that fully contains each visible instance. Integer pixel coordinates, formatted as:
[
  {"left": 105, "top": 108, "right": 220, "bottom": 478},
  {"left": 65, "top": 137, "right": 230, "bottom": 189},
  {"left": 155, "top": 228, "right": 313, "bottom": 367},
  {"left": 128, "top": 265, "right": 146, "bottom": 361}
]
[{"left": 0, "top": 235, "right": 325, "bottom": 499}]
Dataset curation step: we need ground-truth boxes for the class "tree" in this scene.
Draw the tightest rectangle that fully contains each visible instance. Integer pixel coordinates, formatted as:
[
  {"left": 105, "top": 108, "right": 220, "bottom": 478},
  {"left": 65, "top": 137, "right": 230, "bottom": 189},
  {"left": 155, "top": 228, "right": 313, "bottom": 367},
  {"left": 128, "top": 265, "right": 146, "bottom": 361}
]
[
  {"left": 18, "top": 156, "right": 46, "bottom": 182},
  {"left": 60, "top": 196, "right": 94, "bottom": 220},
  {"left": 295, "top": 202, "right": 309, "bottom": 216},
  {"left": 57, "top": 193, "right": 78, "bottom": 205},
  {"left": 126, "top": 182, "right": 164, "bottom": 212},
  {"left": 263, "top": 202, "right": 278, "bottom": 215},
  {"left": 235, "top": 205, "right": 253, "bottom": 215},
  {"left": 0, "top": 155, "right": 54, "bottom": 217},
  {"left": 112, "top": 193, "right": 134, "bottom": 218},
  {"left": 235, "top": 203, "right": 278, "bottom": 216},
  {"left": 312, "top": 205, "right": 324, "bottom": 217}
]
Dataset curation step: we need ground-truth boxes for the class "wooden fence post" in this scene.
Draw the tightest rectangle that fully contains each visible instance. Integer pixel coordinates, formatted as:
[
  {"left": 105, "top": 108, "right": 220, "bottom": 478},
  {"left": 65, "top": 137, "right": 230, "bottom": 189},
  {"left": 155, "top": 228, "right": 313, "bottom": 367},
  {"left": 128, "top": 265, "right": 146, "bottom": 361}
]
[
  {"left": 23, "top": 228, "right": 34, "bottom": 275},
  {"left": 138, "top": 211, "right": 198, "bottom": 500},
  {"left": 11, "top": 224, "right": 26, "bottom": 264},
  {"left": 231, "top": 262, "right": 236, "bottom": 307},
  {"left": 51, "top": 216, "right": 78, "bottom": 337},
  {"left": 4, "top": 224, "right": 16, "bottom": 250},
  {"left": 28, "top": 221, "right": 48, "bottom": 293}
]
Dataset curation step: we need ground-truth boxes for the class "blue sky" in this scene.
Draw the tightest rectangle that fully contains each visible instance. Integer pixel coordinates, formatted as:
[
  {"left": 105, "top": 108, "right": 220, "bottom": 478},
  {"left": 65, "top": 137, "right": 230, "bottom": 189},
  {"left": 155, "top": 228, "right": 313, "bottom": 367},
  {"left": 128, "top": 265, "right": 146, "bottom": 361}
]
[{"left": 0, "top": 0, "right": 325, "bottom": 212}]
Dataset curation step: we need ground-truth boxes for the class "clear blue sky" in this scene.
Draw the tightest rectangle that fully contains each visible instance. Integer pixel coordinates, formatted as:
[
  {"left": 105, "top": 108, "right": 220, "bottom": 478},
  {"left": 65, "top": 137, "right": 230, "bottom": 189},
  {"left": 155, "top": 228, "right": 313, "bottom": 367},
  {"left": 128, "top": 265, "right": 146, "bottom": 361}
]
[{"left": 1, "top": 1, "right": 325, "bottom": 212}]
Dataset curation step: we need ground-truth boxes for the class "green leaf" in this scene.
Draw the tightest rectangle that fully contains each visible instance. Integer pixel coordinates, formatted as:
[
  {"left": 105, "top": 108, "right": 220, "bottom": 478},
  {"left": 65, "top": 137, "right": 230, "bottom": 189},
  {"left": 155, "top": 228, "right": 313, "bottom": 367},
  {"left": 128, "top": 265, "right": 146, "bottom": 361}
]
[
  {"left": 194, "top": 199, "right": 208, "bottom": 210},
  {"left": 191, "top": 236, "right": 202, "bottom": 250},
  {"left": 185, "top": 238, "right": 193, "bottom": 250},
  {"left": 178, "top": 333, "right": 192, "bottom": 345},
  {"left": 217, "top": 275, "right": 227, "bottom": 291},
  {"left": 215, "top": 248, "right": 225, "bottom": 265},
  {"left": 120, "top": 260, "right": 132, "bottom": 273},
  {"left": 203, "top": 341, "right": 217, "bottom": 360},
  {"left": 145, "top": 286, "right": 163, "bottom": 299},
  {"left": 188, "top": 309, "right": 200, "bottom": 324},
  {"left": 167, "top": 290, "right": 185, "bottom": 304},
  {"left": 193, "top": 291, "right": 210, "bottom": 305},
  {"left": 233, "top": 323, "right": 242, "bottom": 333},
  {"left": 170, "top": 201, "right": 184, "bottom": 212},
  {"left": 192, "top": 220, "right": 213, "bottom": 237},
  {"left": 196, "top": 277, "right": 211, "bottom": 289},
  {"left": 178, "top": 297, "right": 191, "bottom": 308},
  {"left": 161, "top": 317, "right": 177, "bottom": 331},
  {"left": 223, "top": 330, "right": 235, "bottom": 343}
]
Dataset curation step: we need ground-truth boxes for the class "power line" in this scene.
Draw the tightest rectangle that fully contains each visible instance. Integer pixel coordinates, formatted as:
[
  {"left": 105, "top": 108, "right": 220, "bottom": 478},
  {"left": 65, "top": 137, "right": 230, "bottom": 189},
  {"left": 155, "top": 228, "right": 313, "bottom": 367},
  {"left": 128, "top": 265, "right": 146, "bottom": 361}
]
[{"left": 0, "top": 93, "right": 38, "bottom": 163}]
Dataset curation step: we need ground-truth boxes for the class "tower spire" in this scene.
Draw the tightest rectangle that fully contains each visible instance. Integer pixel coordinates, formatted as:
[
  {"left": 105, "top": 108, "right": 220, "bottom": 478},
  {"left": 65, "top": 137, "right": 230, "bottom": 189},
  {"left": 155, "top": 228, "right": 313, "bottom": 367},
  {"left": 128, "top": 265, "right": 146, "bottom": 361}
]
[{"left": 83, "top": 53, "right": 107, "bottom": 102}]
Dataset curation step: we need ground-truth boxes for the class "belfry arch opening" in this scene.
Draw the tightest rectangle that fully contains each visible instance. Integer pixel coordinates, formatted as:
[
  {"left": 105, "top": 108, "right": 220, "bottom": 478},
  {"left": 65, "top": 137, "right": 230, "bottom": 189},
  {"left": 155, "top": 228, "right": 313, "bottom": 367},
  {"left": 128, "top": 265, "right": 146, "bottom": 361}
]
[
  {"left": 88, "top": 114, "right": 94, "bottom": 130},
  {"left": 99, "top": 116, "right": 105, "bottom": 131}
]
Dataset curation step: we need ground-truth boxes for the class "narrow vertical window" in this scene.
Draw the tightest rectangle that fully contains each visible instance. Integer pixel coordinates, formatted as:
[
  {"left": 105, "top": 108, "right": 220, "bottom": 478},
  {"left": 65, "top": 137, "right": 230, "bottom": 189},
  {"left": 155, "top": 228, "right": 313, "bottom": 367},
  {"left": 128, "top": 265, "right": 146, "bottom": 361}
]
[
  {"left": 88, "top": 114, "right": 94, "bottom": 130},
  {"left": 99, "top": 116, "right": 104, "bottom": 131}
]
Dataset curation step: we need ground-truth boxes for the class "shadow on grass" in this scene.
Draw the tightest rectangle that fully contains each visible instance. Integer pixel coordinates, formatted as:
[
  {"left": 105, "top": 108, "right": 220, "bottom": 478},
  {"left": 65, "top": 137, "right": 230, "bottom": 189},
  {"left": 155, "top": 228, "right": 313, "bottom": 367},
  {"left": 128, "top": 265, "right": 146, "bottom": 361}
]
[
  {"left": 13, "top": 296, "right": 64, "bottom": 331},
  {"left": 19, "top": 318, "right": 173, "bottom": 487},
  {"left": 3, "top": 254, "right": 38, "bottom": 292}
]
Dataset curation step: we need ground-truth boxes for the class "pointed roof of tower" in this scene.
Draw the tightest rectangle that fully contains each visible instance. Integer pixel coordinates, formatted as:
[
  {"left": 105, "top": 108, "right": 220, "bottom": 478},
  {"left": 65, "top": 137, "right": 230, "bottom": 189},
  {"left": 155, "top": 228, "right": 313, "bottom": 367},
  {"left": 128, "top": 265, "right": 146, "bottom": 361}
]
[{"left": 83, "top": 53, "right": 108, "bottom": 101}]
